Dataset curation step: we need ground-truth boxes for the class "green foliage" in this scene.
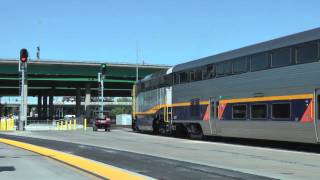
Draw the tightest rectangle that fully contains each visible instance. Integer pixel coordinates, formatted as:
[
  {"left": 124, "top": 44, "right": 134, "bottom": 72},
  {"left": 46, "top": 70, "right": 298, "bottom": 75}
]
[
  {"left": 110, "top": 106, "right": 131, "bottom": 118},
  {"left": 116, "top": 97, "right": 132, "bottom": 102}
]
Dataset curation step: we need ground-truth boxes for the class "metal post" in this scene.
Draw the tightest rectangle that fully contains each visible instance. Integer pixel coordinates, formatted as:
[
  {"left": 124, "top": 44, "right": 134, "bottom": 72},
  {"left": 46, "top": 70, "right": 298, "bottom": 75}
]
[
  {"left": 99, "top": 76, "right": 104, "bottom": 119},
  {"left": 136, "top": 41, "right": 139, "bottom": 82},
  {"left": 19, "top": 60, "right": 28, "bottom": 130},
  {"left": 84, "top": 83, "right": 91, "bottom": 119}
]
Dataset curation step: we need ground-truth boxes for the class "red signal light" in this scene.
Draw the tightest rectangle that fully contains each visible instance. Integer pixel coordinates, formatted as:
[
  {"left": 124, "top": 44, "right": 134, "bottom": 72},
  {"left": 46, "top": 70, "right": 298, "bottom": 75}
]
[{"left": 20, "top": 48, "right": 28, "bottom": 63}]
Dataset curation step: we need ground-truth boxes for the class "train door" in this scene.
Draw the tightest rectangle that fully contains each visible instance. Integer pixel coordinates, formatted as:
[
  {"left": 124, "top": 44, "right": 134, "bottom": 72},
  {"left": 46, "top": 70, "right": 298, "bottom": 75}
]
[
  {"left": 315, "top": 90, "right": 320, "bottom": 142},
  {"left": 209, "top": 97, "right": 218, "bottom": 135}
]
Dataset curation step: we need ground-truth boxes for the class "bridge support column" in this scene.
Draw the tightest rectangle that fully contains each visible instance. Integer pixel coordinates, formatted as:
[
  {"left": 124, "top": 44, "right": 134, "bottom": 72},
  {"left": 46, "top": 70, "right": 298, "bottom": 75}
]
[
  {"left": 43, "top": 96, "right": 48, "bottom": 120},
  {"left": 84, "top": 84, "right": 91, "bottom": 119},
  {"left": 76, "top": 87, "right": 81, "bottom": 118},
  {"left": 37, "top": 95, "right": 42, "bottom": 120},
  {"left": 49, "top": 92, "right": 54, "bottom": 120}
]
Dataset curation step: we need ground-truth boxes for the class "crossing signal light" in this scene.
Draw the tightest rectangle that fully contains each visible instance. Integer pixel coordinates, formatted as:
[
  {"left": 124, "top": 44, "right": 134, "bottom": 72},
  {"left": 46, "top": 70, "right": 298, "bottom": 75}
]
[
  {"left": 20, "top": 48, "right": 29, "bottom": 63},
  {"left": 101, "top": 64, "right": 107, "bottom": 76}
]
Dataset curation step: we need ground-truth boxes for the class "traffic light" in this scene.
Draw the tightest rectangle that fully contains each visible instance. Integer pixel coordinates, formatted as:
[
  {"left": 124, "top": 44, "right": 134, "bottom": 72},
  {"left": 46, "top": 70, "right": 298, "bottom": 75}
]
[
  {"left": 101, "top": 64, "right": 107, "bottom": 76},
  {"left": 20, "top": 48, "right": 29, "bottom": 63}
]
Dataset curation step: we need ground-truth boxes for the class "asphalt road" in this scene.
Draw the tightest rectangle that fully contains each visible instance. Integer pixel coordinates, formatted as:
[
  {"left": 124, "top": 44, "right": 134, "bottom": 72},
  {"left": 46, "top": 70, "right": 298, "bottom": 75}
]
[
  {"left": 0, "top": 142, "right": 100, "bottom": 180},
  {"left": 0, "top": 133, "right": 269, "bottom": 180},
  {"left": 2, "top": 128, "right": 320, "bottom": 179}
]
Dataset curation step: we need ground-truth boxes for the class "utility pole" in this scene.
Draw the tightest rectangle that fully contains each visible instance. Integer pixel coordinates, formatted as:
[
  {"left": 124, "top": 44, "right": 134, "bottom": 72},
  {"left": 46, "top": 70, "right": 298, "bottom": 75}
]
[
  {"left": 98, "top": 64, "right": 107, "bottom": 119},
  {"left": 19, "top": 49, "right": 29, "bottom": 130},
  {"left": 136, "top": 41, "right": 139, "bottom": 82}
]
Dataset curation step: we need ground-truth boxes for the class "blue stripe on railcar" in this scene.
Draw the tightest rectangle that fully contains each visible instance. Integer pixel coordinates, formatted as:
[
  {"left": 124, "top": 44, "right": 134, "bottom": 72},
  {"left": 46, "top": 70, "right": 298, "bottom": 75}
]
[
  {"left": 221, "top": 99, "right": 311, "bottom": 121},
  {"left": 172, "top": 104, "right": 207, "bottom": 121}
]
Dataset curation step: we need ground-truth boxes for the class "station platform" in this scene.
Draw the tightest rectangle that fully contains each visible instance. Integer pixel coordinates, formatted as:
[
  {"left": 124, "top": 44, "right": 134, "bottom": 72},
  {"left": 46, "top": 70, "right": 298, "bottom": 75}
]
[{"left": 0, "top": 142, "right": 97, "bottom": 180}]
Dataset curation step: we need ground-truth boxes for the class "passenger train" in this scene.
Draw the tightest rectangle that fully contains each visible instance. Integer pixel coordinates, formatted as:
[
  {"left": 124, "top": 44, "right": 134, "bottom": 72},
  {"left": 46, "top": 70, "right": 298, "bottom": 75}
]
[{"left": 132, "top": 28, "right": 320, "bottom": 143}]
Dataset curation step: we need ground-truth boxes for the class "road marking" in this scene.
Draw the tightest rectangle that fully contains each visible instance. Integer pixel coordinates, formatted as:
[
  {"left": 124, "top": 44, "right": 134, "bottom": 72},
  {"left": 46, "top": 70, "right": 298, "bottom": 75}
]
[{"left": 0, "top": 138, "right": 149, "bottom": 180}]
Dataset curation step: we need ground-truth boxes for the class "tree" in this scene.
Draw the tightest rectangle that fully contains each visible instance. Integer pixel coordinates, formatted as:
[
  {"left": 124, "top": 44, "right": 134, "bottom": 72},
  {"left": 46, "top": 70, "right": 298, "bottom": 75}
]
[
  {"left": 110, "top": 107, "right": 131, "bottom": 118},
  {"left": 116, "top": 97, "right": 132, "bottom": 102}
]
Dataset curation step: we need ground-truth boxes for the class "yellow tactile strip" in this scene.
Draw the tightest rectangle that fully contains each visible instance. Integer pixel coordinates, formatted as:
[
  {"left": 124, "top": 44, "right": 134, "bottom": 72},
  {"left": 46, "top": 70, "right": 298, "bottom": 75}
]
[{"left": 0, "top": 138, "right": 148, "bottom": 180}]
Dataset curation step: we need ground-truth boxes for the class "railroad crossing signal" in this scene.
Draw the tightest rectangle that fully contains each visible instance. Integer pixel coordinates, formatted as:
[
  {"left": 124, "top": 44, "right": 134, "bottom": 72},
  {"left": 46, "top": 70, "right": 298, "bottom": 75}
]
[
  {"left": 19, "top": 48, "right": 29, "bottom": 130},
  {"left": 20, "top": 48, "right": 29, "bottom": 63},
  {"left": 101, "top": 63, "right": 107, "bottom": 76}
]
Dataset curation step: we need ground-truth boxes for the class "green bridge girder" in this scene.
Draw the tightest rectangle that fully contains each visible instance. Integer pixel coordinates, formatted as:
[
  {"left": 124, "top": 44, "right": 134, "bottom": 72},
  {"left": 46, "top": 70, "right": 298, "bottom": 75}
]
[{"left": 0, "top": 59, "right": 170, "bottom": 97}]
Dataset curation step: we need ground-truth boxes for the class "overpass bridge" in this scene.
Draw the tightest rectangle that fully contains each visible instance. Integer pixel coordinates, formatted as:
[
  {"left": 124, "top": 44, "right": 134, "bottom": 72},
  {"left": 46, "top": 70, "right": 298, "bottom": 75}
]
[
  {"left": 0, "top": 59, "right": 169, "bottom": 96},
  {"left": 0, "top": 59, "right": 169, "bottom": 119}
]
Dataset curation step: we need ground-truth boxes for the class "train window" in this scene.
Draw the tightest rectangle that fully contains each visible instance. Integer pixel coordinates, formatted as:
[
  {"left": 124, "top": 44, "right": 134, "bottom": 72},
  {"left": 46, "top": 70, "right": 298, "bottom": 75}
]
[
  {"left": 165, "top": 74, "right": 173, "bottom": 86},
  {"left": 296, "top": 41, "right": 318, "bottom": 64},
  {"left": 190, "top": 71, "right": 195, "bottom": 81},
  {"left": 318, "top": 95, "right": 320, "bottom": 119},
  {"left": 271, "top": 48, "right": 291, "bottom": 68},
  {"left": 195, "top": 69, "right": 203, "bottom": 81},
  {"left": 232, "top": 57, "right": 248, "bottom": 74},
  {"left": 150, "top": 79, "right": 158, "bottom": 90},
  {"left": 179, "top": 72, "right": 189, "bottom": 83},
  {"left": 250, "top": 53, "right": 269, "bottom": 71},
  {"left": 251, "top": 104, "right": 267, "bottom": 119},
  {"left": 144, "top": 81, "right": 150, "bottom": 90},
  {"left": 272, "top": 103, "right": 291, "bottom": 119},
  {"left": 203, "top": 64, "right": 215, "bottom": 79},
  {"left": 217, "top": 61, "right": 232, "bottom": 77},
  {"left": 174, "top": 73, "right": 180, "bottom": 84},
  {"left": 190, "top": 98, "right": 200, "bottom": 117},
  {"left": 232, "top": 105, "right": 247, "bottom": 120}
]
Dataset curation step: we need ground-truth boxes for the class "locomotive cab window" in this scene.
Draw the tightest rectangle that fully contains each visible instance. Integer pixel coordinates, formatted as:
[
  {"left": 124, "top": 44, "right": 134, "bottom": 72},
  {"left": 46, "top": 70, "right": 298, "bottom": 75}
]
[
  {"left": 251, "top": 53, "right": 269, "bottom": 71},
  {"left": 174, "top": 73, "right": 180, "bottom": 84},
  {"left": 232, "top": 104, "right": 247, "bottom": 120},
  {"left": 179, "top": 72, "right": 189, "bottom": 83},
  {"left": 251, "top": 104, "right": 267, "bottom": 119},
  {"left": 272, "top": 103, "right": 291, "bottom": 119},
  {"left": 296, "top": 41, "right": 319, "bottom": 64}
]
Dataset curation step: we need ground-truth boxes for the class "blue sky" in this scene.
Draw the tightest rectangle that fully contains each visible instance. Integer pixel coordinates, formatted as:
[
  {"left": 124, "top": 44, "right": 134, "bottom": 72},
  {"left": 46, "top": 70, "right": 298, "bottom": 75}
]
[{"left": 1, "top": 0, "right": 320, "bottom": 65}]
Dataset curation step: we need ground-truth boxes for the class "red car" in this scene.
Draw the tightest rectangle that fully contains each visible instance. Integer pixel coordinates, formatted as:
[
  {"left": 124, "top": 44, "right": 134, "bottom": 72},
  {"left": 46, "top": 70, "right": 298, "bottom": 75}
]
[{"left": 93, "top": 117, "right": 111, "bottom": 131}]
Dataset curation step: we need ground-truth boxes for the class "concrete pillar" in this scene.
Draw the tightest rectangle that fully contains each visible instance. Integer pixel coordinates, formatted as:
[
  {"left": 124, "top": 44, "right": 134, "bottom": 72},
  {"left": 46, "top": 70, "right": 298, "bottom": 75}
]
[
  {"left": 49, "top": 93, "right": 54, "bottom": 120},
  {"left": 43, "top": 96, "right": 48, "bottom": 120},
  {"left": 75, "top": 87, "right": 81, "bottom": 118},
  {"left": 37, "top": 95, "right": 42, "bottom": 120},
  {"left": 84, "top": 84, "right": 91, "bottom": 119}
]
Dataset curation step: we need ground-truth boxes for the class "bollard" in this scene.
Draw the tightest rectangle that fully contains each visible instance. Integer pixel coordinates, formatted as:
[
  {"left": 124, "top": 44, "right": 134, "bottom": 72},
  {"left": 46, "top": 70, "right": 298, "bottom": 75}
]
[
  {"left": 73, "top": 119, "right": 76, "bottom": 130},
  {"left": 59, "top": 121, "right": 62, "bottom": 131},
  {"left": 4, "top": 119, "right": 7, "bottom": 131},
  {"left": 66, "top": 120, "right": 69, "bottom": 130},
  {"left": 64, "top": 121, "right": 67, "bottom": 130},
  {"left": 5, "top": 119, "right": 9, "bottom": 131},
  {"left": 68, "top": 120, "right": 71, "bottom": 130},
  {"left": 12, "top": 118, "right": 16, "bottom": 130},
  {"left": 84, "top": 118, "right": 87, "bottom": 131},
  {"left": 1, "top": 119, "right": 3, "bottom": 131},
  {"left": 56, "top": 121, "right": 59, "bottom": 130},
  {"left": 63, "top": 121, "right": 68, "bottom": 130},
  {"left": 8, "top": 119, "right": 11, "bottom": 130},
  {"left": 60, "top": 121, "right": 63, "bottom": 131}
]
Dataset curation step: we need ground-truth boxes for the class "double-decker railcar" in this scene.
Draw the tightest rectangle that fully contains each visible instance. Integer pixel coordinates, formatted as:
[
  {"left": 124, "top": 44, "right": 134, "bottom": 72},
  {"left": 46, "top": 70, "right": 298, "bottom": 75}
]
[
  {"left": 133, "top": 28, "right": 320, "bottom": 143},
  {"left": 132, "top": 68, "right": 173, "bottom": 134}
]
